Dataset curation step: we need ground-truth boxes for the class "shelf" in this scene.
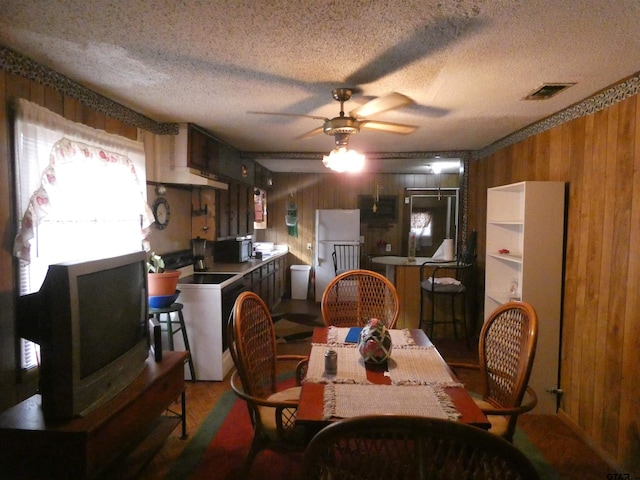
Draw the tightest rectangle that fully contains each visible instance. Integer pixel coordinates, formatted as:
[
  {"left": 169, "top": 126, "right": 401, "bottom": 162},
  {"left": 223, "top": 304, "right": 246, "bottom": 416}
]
[
  {"left": 484, "top": 180, "right": 566, "bottom": 415},
  {"left": 486, "top": 291, "right": 522, "bottom": 304},
  {"left": 487, "top": 220, "right": 524, "bottom": 225},
  {"left": 487, "top": 252, "right": 523, "bottom": 264},
  {"left": 486, "top": 292, "right": 508, "bottom": 305}
]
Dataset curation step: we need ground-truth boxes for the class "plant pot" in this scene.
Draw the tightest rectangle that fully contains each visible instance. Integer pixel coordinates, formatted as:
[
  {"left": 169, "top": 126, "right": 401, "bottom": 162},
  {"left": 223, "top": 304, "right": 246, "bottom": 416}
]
[{"left": 147, "top": 271, "right": 181, "bottom": 297}]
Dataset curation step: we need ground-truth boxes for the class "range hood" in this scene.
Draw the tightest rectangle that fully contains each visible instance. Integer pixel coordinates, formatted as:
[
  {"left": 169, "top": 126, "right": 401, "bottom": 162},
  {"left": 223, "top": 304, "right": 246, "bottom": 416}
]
[{"left": 144, "top": 125, "right": 228, "bottom": 190}]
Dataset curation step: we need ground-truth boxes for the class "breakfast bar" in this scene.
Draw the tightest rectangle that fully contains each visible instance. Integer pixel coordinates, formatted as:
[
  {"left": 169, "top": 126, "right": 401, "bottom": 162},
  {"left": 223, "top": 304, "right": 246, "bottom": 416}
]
[{"left": 371, "top": 256, "right": 456, "bottom": 328}]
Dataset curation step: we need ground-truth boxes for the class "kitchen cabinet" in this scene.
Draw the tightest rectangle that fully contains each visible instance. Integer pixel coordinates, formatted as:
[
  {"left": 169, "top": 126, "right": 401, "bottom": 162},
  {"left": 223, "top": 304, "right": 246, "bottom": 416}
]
[
  {"left": 217, "top": 142, "right": 255, "bottom": 185},
  {"left": 484, "top": 181, "right": 565, "bottom": 415},
  {"left": 216, "top": 181, "right": 254, "bottom": 239},
  {"left": 228, "top": 182, "right": 239, "bottom": 237},
  {"left": 243, "top": 255, "right": 286, "bottom": 311},
  {"left": 187, "top": 124, "right": 219, "bottom": 177},
  {"left": 254, "top": 163, "right": 273, "bottom": 190},
  {"left": 216, "top": 185, "right": 230, "bottom": 239},
  {"left": 185, "top": 123, "right": 258, "bottom": 187}
]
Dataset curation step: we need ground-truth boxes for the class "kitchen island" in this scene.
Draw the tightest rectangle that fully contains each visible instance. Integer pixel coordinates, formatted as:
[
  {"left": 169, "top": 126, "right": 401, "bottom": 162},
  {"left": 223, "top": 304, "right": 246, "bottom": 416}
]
[{"left": 371, "top": 256, "right": 456, "bottom": 329}]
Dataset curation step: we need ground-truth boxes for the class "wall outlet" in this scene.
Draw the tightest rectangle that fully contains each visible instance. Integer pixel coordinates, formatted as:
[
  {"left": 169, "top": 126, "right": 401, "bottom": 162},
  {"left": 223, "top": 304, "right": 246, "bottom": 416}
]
[
  {"left": 385, "top": 243, "right": 392, "bottom": 252},
  {"left": 307, "top": 243, "right": 312, "bottom": 250}
]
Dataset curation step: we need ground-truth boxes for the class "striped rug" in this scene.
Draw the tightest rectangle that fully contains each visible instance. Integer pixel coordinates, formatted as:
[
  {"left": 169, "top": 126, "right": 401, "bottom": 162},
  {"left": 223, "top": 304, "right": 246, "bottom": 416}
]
[{"left": 163, "top": 377, "right": 558, "bottom": 480}]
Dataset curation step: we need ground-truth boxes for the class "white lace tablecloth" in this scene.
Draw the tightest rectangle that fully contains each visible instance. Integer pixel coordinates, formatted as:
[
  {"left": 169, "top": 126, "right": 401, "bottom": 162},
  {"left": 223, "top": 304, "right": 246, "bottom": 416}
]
[{"left": 323, "top": 383, "right": 460, "bottom": 421}]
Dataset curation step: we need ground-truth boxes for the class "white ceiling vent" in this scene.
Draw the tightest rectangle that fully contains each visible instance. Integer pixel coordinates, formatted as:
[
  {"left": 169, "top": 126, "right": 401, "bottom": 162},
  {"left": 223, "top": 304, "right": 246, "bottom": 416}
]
[{"left": 525, "top": 83, "right": 575, "bottom": 100}]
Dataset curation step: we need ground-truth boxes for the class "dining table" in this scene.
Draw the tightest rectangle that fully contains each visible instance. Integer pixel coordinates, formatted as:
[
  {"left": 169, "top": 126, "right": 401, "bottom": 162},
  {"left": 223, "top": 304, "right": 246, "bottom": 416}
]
[{"left": 295, "top": 327, "right": 490, "bottom": 433}]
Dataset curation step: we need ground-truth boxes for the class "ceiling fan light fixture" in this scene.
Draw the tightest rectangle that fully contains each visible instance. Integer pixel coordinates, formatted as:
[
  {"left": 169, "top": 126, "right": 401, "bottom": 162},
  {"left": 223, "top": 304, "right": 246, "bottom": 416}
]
[{"left": 322, "top": 147, "right": 365, "bottom": 173}]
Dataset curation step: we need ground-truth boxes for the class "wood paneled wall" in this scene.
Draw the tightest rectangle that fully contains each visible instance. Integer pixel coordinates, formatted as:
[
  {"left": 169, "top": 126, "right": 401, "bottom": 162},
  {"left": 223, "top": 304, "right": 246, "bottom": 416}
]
[
  {"left": 260, "top": 172, "right": 459, "bottom": 294},
  {"left": 467, "top": 95, "right": 640, "bottom": 472},
  {"left": 0, "top": 71, "right": 138, "bottom": 410}
]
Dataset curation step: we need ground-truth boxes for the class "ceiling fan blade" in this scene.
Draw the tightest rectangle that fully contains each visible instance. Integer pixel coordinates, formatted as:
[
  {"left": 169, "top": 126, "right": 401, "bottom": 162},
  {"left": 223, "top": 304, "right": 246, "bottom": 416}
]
[
  {"left": 296, "top": 126, "right": 325, "bottom": 139},
  {"left": 247, "top": 111, "right": 327, "bottom": 121},
  {"left": 349, "top": 92, "right": 414, "bottom": 118},
  {"left": 359, "top": 120, "right": 417, "bottom": 135}
]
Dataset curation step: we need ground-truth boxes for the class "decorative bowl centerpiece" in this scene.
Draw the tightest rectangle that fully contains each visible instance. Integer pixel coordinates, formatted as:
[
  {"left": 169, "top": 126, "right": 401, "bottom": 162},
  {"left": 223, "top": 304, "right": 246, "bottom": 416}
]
[{"left": 357, "top": 318, "right": 393, "bottom": 364}]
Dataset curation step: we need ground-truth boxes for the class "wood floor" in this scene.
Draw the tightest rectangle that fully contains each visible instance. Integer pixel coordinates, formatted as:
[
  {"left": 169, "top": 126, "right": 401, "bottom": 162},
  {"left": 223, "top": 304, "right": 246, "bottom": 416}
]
[{"left": 137, "top": 299, "right": 614, "bottom": 480}]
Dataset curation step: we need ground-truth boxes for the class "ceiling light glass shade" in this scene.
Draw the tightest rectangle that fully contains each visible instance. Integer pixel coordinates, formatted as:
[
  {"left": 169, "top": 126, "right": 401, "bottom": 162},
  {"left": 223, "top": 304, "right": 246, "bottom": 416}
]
[{"left": 322, "top": 147, "right": 365, "bottom": 173}]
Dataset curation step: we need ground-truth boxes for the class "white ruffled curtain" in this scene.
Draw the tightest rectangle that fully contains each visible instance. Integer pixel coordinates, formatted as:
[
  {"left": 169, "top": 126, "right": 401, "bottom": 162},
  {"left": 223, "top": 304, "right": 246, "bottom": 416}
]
[{"left": 12, "top": 98, "right": 153, "bottom": 294}]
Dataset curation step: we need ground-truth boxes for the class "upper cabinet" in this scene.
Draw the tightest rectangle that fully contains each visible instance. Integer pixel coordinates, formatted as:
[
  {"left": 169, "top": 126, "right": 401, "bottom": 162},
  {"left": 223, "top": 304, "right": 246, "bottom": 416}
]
[
  {"left": 218, "top": 144, "right": 254, "bottom": 185},
  {"left": 254, "top": 163, "right": 273, "bottom": 190},
  {"left": 185, "top": 123, "right": 255, "bottom": 186},
  {"left": 216, "top": 182, "right": 254, "bottom": 239},
  {"left": 187, "top": 124, "right": 219, "bottom": 176}
]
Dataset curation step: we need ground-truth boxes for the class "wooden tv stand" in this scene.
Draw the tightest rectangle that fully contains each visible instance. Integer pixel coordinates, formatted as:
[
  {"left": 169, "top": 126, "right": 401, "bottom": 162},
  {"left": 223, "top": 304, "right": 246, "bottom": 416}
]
[{"left": 0, "top": 351, "right": 187, "bottom": 480}]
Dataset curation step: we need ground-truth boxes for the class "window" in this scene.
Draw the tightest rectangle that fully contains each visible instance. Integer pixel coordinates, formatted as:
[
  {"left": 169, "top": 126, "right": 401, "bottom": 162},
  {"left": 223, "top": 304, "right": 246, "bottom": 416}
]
[
  {"left": 411, "top": 211, "right": 433, "bottom": 247},
  {"left": 12, "top": 99, "right": 152, "bottom": 370}
]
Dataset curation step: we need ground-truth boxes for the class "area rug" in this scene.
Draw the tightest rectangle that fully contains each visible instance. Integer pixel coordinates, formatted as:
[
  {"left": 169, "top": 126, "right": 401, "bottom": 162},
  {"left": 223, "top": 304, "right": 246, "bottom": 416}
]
[
  {"left": 272, "top": 313, "right": 322, "bottom": 344},
  {"left": 162, "top": 379, "right": 559, "bottom": 480},
  {"left": 163, "top": 377, "right": 302, "bottom": 480}
]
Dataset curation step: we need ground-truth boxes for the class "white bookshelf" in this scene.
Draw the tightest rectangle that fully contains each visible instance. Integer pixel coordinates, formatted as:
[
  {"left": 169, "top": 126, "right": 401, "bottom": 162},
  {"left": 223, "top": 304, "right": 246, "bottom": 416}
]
[{"left": 485, "top": 181, "right": 565, "bottom": 414}]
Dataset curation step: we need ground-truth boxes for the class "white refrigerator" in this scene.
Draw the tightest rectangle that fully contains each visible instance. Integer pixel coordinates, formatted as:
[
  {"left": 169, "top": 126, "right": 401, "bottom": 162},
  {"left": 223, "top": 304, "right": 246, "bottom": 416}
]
[{"left": 314, "top": 209, "right": 361, "bottom": 301}]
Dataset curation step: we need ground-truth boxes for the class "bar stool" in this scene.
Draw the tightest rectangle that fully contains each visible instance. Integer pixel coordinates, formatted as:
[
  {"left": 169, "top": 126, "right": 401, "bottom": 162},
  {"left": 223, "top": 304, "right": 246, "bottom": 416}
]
[
  {"left": 149, "top": 302, "right": 196, "bottom": 381},
  {"left": 419, "top": 262, "right": 473, "bottom": 349}
]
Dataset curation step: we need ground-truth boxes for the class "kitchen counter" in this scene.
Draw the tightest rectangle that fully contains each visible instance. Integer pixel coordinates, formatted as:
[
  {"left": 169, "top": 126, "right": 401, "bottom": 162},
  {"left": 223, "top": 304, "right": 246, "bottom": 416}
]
[
  {"left": 371, "top": 256, "right": 456, "bottom": 283},
  {"left": 174, "top": 247, "right": 289, "bottom": 381},
  {"left": 203, "top": 247, "right": 288, "bottom": 274}
]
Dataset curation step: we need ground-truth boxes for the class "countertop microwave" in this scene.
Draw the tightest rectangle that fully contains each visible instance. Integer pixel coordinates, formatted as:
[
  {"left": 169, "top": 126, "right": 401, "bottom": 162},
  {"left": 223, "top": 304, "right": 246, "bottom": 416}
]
[{"left": 214, "top": 238, "right": 252, "bottom": 263}]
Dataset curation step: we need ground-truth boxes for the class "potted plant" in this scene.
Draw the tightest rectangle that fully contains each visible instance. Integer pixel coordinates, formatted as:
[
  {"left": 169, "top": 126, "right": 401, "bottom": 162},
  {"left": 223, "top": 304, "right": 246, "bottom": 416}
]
[{"left": 147, "top": 252, "right": 180, "bottom": 297}]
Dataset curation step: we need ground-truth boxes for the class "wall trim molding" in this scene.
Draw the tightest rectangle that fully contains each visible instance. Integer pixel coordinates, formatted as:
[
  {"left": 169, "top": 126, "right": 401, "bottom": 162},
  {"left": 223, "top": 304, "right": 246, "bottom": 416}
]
[
  {"left": 475, "top": 72, "right": 640, "bottom": 160},
  {"left": 0, "top": 46, "right": 178, "bottom": 135}
]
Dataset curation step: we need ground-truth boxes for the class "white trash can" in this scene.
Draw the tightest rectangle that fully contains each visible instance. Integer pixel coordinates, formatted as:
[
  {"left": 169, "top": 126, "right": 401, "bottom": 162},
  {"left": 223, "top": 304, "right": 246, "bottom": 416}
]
[{"left": 290, "top": 265, "right": 311, "bottom": 300}]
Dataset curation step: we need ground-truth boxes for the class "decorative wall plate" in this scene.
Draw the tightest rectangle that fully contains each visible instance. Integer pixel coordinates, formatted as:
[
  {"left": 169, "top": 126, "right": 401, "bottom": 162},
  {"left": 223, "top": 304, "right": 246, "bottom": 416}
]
[{"left": 152, "top": 197, "right": 170, "bottom": 229}]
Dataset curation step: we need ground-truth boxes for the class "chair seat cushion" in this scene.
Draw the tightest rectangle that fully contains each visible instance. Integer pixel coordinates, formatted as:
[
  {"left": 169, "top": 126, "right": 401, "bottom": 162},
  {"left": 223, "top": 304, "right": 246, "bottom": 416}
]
[
  {"left": 420, "top": 280, "right": 466, "bottom": 294},
  {"left": 473, "top": 398, "right": 509, "bottom": 438},
  {"left": 258, "top": 386, "right": 302, "bottom": 440}
]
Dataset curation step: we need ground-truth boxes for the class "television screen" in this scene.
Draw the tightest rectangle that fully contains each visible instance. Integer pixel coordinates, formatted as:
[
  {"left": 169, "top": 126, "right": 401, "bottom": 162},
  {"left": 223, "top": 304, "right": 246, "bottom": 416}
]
[{"left": 77, "top": 262, "right": 146, "bottom": 379}]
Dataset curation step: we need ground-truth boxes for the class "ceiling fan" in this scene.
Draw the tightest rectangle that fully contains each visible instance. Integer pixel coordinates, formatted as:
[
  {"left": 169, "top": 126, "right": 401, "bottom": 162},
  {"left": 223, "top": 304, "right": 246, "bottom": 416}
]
[{"left": 249, "top": 88, "right": 418, "bottom": 148}]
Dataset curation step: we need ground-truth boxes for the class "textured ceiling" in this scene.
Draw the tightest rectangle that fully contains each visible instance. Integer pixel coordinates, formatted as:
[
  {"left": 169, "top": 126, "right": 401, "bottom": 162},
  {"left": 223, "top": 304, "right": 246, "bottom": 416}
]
[{"left": 2, "top": 0, "right": 640, "bottom": 173}]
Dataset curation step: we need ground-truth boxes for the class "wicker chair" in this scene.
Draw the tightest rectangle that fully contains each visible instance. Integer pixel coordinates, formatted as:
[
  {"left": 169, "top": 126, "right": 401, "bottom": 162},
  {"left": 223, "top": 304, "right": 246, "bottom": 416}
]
[
  {"left": 419, "top": 261, "right": 473, "bottom": 347},
  {"left": 321, "top": 269, "right": 399, "bottom": 329},
  {"left": 302, "top": 415, "right": 540, "bottom": 480},
  {"left": 449, "top": 301, "right": 539, "bottom": 442},
  {"left": 227, "top": 291, "right": 309, "bottom": 469}
]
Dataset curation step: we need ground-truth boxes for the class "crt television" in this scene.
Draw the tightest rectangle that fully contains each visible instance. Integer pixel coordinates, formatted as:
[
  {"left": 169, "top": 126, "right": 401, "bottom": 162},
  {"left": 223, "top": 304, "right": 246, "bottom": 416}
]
[{"left": 18, "top": 251, "right": 149, "bottom": 419}]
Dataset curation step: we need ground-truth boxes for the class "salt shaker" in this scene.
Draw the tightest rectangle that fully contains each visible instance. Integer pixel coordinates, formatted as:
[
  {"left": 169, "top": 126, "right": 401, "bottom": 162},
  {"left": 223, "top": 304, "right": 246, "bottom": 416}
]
[{"left": 324, "top": 349, "right": 337, "bottom": 375}]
